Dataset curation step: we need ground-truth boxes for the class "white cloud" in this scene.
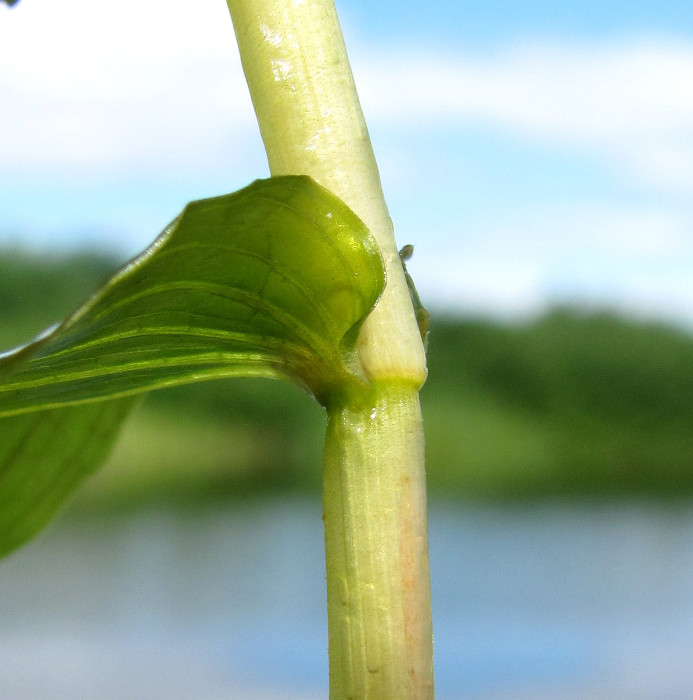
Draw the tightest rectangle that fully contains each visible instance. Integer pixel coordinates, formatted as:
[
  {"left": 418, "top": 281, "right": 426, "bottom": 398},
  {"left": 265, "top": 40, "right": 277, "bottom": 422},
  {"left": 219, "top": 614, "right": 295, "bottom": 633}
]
[
  {"left": 414, "top": 239, "right": 693, "bottom": 327},
  {"left": 418, "top": 256, "right": 549, "bottom": 318},
  {"left": 356, "top": 40, "right": 693, "bottom": 131},
  {"left": 5, "top": 5, "right": 693, "bottom": 193},
  {"left": 475, "top": 205, "right": 691, "bottom": 261},
  {"left": 406, "top": 199, "right": 693, "bottom": 323},
  {"left": 0, "top": 0, "right": 259, "bottom": 172},
  {"left": 4, "top": 5, "right": 693, "bottom": 324},
  {"left": 353, "top": 38, "right": 693, "bottom": 193}
]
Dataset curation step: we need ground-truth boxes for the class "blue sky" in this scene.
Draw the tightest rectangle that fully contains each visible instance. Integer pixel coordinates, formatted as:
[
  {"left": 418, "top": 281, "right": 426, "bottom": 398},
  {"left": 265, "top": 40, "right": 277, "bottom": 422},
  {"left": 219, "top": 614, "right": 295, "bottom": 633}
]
[{"left": 2, "top": 0, "right": 693, "bottom": 325}]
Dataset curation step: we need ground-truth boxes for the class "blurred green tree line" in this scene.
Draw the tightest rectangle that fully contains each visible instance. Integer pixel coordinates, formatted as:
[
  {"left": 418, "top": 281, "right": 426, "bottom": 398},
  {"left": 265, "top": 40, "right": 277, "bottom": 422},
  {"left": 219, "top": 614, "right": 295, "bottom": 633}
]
[{"left": 3, "top": 248, "right": 693, "bottom": 507}]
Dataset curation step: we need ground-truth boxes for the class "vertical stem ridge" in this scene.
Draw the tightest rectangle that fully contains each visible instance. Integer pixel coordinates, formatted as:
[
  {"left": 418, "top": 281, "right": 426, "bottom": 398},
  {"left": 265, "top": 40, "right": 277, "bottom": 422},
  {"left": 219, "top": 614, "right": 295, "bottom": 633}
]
[{"left": 323, "top": 384, "right": 433, "bottom": 698}]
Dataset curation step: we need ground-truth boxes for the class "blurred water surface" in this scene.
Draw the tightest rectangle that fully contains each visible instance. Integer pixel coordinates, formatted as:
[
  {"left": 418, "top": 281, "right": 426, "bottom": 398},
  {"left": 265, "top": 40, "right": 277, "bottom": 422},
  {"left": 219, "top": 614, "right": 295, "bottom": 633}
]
[{"left": 1, "top": 497, "right": 693, "bottom": 698}]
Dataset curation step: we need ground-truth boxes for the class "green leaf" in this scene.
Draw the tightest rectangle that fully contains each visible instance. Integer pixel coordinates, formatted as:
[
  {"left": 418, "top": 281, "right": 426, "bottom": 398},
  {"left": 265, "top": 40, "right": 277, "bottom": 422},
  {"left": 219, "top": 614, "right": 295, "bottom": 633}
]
[
  {"left": 0, "top": 175, "right": 385, "bottom": 557},
  {"left": 0, "top": 175, "right": 384, "bottom": 413},
  {"left": 0, "top": 400, "right": 134, "bottom": 557}
]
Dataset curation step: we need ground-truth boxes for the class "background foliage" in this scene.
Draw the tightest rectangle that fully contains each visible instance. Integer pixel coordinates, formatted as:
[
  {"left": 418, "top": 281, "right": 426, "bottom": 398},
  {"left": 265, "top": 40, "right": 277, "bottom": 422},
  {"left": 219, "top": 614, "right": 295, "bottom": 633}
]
[{"left": 3, "top": 248, "right": 693, "bottom": 508}]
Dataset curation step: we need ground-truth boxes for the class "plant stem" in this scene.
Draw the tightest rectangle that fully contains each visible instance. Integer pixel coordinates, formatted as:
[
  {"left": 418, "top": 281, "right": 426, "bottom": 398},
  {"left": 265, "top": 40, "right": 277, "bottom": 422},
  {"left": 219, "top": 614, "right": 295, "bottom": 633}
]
[
  {"left": 323, "top": 384, "right": 433, "bottom": 697},
  {"left": 225, "top": 1, "right": 433, "bottom": 696}
]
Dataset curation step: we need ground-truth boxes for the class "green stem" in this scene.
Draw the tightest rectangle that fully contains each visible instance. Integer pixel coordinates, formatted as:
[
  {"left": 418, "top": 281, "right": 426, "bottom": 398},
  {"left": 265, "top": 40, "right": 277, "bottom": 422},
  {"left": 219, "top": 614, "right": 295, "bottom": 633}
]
[
  {"left": 324, "top": 383, "right": 433, "bottom": 698},
  {"left": 224, "top": 0, "right": 425, "bottom": 382},
  {"left": 224, "top": 1, "right": 433, "bottom": 696}
]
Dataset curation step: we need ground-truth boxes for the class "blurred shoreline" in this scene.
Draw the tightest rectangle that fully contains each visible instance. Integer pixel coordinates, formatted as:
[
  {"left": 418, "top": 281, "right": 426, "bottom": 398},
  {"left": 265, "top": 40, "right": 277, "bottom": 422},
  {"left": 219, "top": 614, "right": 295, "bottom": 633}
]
[{"left": 5, "top": 248, "right": 693, "bottom": 507}]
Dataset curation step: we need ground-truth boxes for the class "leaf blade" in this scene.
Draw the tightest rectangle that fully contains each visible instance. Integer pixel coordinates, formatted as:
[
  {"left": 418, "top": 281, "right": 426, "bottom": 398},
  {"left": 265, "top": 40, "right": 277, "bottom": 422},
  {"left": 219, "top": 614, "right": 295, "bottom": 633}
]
[
  {"left": 0, "top": 399, "right": 134, "bottom": 558},
  {"left": 0, "top": 175, "right": 384, "bottom": 557},
  {"left": 0, "top": 176, "right": 385, "bottom": 414}
]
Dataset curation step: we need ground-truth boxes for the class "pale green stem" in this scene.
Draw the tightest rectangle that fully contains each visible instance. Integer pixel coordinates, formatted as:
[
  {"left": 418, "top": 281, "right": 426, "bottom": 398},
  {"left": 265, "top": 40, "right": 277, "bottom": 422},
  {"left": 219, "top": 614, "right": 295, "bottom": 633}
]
[
  {"left": 324, "top": 384, "right": 433, "bottom": 698},
  {"left": 225, "top": 1, "right": 433, "bottom": 697}
]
